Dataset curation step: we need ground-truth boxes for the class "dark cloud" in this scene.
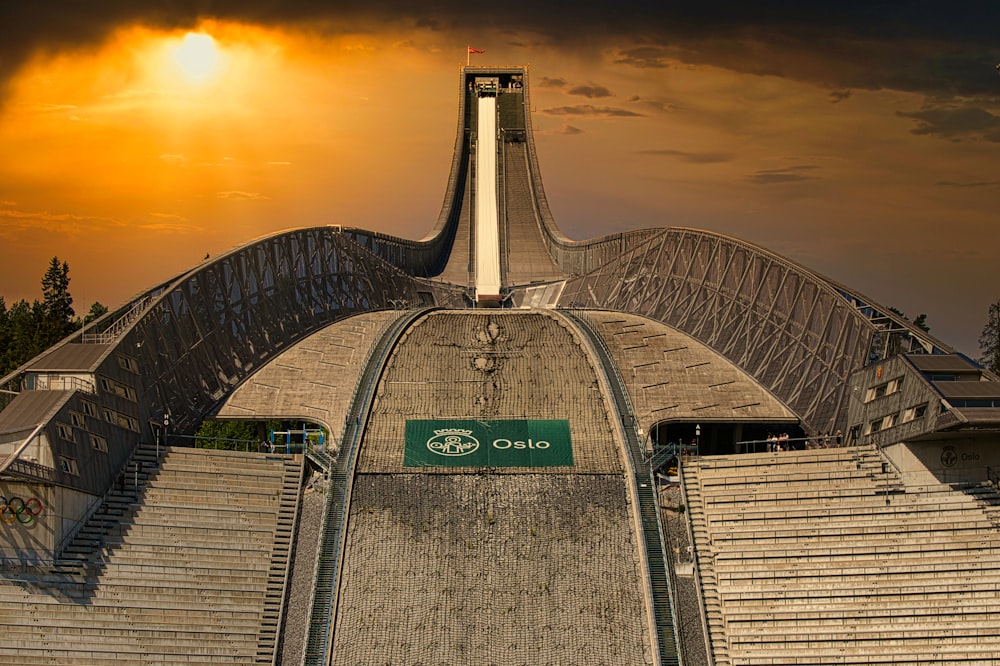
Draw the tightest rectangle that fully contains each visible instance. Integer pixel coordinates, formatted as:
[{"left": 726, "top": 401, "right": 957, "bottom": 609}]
[
  {"left": 638, "top": 149, "right": 734, "bottom": 164},
  {"left": 627, "top": 95, "right": 677, "bottom": 113},
  {"left": 829, "top": 90, "right": 852, "bottom": 104},
  {"left": 538, "top": 77, "right": 567, "bottom": 88},
  {"left": 414, "top": 17, "right": 442, "bottom": 31},
  {"left": 746, "top": 165, "right": 820, "bottom": 185},
  {"left": 897, "top": 105, "right": 1000, "bottom": 142},
  {"left": 542, "top": 124, "right": 584, "bottom": 136},
  {"left": 935, "top": 180, "right": 1000, "bottom": 188},
  {"left": 1, "top": 1, "right": 998, "bottom": 103},
  {"left": 614, "top": 46, "right": 677, "bottom": 69},
  {"left": 543, "top": 105, "right": 643, "bottom": 118},
  {"left": 567, "top": 84, "right": 612, "bottom": 98}
]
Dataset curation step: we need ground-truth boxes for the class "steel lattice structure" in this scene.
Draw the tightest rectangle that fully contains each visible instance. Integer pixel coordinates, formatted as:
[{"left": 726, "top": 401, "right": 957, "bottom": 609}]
[
  {"left": 0, "top": 228, "right": 462, "bottom": 496},
  {"left": 555, "top": 227, "right": 951, "bottom": 433},
  {"left": 130, "top": 228, "right": 464, "bottom": 437},
  {"left": 0, "top": 64, "right": 951, "bottom": 515}
]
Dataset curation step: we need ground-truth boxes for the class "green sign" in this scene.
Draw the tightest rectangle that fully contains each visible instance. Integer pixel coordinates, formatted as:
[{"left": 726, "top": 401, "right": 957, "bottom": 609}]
[{"left": 404, "top": 419, "right": 573, "bottom": 468}]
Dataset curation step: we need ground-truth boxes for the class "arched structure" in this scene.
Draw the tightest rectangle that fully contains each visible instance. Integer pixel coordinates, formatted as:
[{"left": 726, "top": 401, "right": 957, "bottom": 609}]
[
  {"left": 0, "top": 61, "right": 970, "bottom": 561},
  {"left": 2, "top": 64, "right": 998, "bottom": 666}
]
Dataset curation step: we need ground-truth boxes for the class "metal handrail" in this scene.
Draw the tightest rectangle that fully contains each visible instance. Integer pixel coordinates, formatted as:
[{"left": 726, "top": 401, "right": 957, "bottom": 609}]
[
  {"left": 302, "top": 307, "right": 435, "bottom": 666},
  {"left": 268, "top": 456, "right": 305, "bottom": 666},
  {"left": 80, "top": 294, "right": 153, "bottom": 344},
  {"left": 53, "top": 440, "right": 149, "bottom": 564},
  {"left": 677, "top": 456, "right": 715, "bottom": 666},
  {"left": 560, "top": 309, "right": 682, "bottom": 666}
]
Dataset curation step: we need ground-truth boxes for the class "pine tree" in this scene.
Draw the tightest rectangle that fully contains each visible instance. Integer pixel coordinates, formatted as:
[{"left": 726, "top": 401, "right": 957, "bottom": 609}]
[
  {"left": 1, "top": 299, "right": 43, "bottom": 376},
  {"left": 980, "top": 299, "right": 1000, "bottom": 375},
  {"left": 83, "top": 302, "right": 109, "bottom": 325},
  {"left": 39, "top": 256, "right": 76, "bottom": 347},
  {"left": 0, "top": 297, "right": 9, "bottom": 376}
]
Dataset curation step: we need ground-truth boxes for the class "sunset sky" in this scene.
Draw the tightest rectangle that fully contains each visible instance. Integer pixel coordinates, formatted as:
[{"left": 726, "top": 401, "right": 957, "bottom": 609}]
[{"left": 1, "top": 2, "right": 998, "bottom": 357}]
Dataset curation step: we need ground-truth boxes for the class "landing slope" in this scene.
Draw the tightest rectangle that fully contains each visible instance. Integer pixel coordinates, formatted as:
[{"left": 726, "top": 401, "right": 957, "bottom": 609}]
[{"left": 331, "top": 310, "right": 653, "bottom": 665}]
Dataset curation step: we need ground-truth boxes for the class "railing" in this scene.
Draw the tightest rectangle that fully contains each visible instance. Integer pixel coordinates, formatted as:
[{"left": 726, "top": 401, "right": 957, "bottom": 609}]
[
  {"left": 268, "top": 456, "right": 305, "bottom": 666},
  {"left": 302, "top": 307, "right": 435, "bottom": 666},
  {"left": 677, "top": 457, "right": 715, "bottom": 666},
  {"left": 1, "top": 456, "right": 57, "bottom": 484},
  {"left": 53, "top": 440, "right": 148, "bottom": 564},
  {"left": 559, "top": 310, "right": 682, "bottom": 666},
  {"left": 80, "top": 294, "right": 154, "bottom": 344},
  {"left": 864, "top": 433, "right": 906, "bottom": 480},
  {"left": 30, "top": 375, "right": 96, "bottom": 394}
]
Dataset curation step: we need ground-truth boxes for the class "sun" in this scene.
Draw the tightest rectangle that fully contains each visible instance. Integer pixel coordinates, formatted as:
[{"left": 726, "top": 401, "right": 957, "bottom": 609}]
[{"left": 170, "top": 32, "right": 222, "bottom": 84}]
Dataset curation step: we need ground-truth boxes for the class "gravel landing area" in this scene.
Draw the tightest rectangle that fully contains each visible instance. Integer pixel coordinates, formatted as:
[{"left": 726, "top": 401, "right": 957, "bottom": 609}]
[
  {"left": 279, "top": 477, "right": 326, "bottom": 665},
  {"left": 660, "top": 483, "right": 708, "bottom": 666},
  {"left": 277, "top": 475, "right": 707, "bottom": 666},
  {"left": 331, "top": 473, "right": 653, "bottom": 666}
]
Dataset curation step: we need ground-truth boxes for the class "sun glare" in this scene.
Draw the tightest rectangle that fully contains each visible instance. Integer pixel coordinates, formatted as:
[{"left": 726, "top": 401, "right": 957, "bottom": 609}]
[{"left": 170, "top": 32, "right": 222, "bottom": 84}]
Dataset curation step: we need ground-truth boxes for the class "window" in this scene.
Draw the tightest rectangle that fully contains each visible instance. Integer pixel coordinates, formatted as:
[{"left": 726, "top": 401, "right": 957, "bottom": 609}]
[
  {"left": 902, "top": 402, "right": 929, "bottom": 424},
  {"left": 868, "top": 412, "right": 898, "bottom": 434},
  {"left": 70, "top": 411, "right": 86, "bottom": 428},
  {"left": 81, "top": 400, "right": 98, "bottom": 417},
  {"left": 951, "top": 399, "right": 1000, "bottom": 408},
  {"left": 103, "top": 408, "right": 139, "bottom": 432},
  {"left": 99, "top": 377, "right": 137, "bottom": 401},
  {"left": 90, "top": 433, "right": 108, "bottom": 453},
  {"left": 117, "top": 354, "right": 139, "bottom": 373},
  {"left": 865, "top": 377, "right": 903, "bottom": 403},
  {"left": 56, "top": 423, "right": 75, "bottom": 442},
  {"left": 59, "top": 456, "right": 79, "bottom": 475}
]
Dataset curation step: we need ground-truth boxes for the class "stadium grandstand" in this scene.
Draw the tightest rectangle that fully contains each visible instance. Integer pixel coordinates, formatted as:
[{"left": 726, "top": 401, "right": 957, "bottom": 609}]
[{"left": 1, "top": 65, "right": 999, "bottom": 665}]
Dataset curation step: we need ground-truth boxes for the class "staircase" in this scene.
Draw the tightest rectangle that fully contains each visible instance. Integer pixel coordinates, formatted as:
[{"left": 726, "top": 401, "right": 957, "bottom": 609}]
[
  {"left": 0, "top": 445, "right": 303, "bottom": 665},
  {"left": 259, "top": 453, "right": 303, "bottom": 662},
  {"left": 53, "top": 441, "right": 160, "bottom": 573}
]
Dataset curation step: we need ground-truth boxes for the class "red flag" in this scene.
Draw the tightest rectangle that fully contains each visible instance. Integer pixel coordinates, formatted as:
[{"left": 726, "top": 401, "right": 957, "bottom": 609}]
[{"left": 468, "top": 47, "right": 485, "bottom": 54}]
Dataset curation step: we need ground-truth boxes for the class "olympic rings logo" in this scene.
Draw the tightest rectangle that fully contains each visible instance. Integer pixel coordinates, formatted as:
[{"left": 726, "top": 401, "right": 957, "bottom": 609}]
[{"left": 0, "top": 496, "right": 44, "bottom": 525}]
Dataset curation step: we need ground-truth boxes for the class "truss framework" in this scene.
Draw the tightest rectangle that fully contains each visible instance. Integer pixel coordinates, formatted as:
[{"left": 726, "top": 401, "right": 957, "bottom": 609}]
[
  {"left": 556, "top": 228, "right": 950, "bottom": 434},
  {"left": 125, "top": 228, "right": 463, "bottom": 437}
]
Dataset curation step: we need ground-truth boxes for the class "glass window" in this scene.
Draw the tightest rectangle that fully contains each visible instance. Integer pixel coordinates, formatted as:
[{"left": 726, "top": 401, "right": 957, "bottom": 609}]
[
  {"left": 59, "top": 457, "right": 79, "bottom": 475},
  {"left": 56, "top": 423, "right": 75, "bottom": 442}
]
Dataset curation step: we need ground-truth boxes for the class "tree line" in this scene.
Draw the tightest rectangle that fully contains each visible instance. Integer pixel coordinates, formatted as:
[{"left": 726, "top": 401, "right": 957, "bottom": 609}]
[{"left": 0, "top": 257, "right": 108, "bottom": 376}]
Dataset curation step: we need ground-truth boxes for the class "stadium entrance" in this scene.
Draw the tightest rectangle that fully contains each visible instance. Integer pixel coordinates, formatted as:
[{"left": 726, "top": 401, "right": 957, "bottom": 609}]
[{"left": 650, "top": 419, "right": 804, "bottom": 457}]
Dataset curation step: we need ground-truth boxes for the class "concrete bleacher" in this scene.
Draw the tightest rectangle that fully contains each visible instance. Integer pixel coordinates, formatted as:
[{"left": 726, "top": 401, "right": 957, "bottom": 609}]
[
  {"left": 682, "top": 444, "right": 1000, "bottom": 665},
  {"left": 333, "top": 310, "right": 654, "bottom": 664},
  {"left": 0, "top": 446, "right": 302, "bottom": 664}
]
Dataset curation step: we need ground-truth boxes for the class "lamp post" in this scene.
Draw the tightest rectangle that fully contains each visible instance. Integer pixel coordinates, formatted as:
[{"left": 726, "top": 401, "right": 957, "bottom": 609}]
[
  {"left": 160, "top": 413, "right": 169, "bottom": 459},
  {"left": 695, "top": 424, "right": 701, "bottom": 453}
]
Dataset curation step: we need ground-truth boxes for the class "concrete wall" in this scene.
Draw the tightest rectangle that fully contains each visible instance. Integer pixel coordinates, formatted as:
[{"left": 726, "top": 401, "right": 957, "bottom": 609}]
[
  {"left": 0, "top": 482, "right": 97, "bottom": 563},
  {"left": 884, "top": 436, "right": 1000, "bottom": 486}
]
